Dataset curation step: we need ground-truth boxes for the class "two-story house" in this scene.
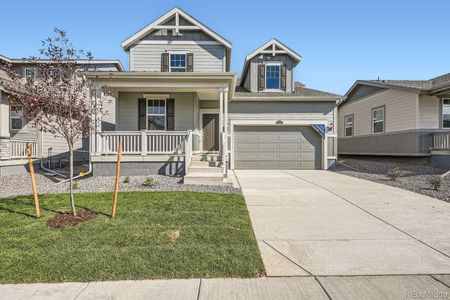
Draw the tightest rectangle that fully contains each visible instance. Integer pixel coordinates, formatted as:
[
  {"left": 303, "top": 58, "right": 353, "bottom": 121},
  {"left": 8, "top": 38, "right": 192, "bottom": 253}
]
[
  {"left": 0, "top": 7, "right": 342, "bottom": 184},
  {"left": 0, "top": 55, "right": 123, "bottom": 175},
  {"left": 86, "top": 7, "right": 342, "bottom": 185}
]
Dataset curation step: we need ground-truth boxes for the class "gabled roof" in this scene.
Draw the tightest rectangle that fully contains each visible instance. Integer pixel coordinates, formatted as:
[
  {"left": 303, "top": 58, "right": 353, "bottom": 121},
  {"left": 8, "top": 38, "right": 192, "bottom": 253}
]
[
  {"left": 239, "top": 39, "right": 302, "bottom": 86},
  {"left": 121, "top": 7, "right": 232, "bottom": 51},
  {"left": 345, "top": 73, "right": 450, "bottom": 98},
  {"left": 244, "top": 38, "right": 302, "bottom": 63}
]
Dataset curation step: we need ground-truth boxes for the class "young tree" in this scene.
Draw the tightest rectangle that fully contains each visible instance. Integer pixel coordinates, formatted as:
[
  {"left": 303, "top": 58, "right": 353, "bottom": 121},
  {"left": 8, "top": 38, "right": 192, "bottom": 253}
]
[{"left": 1, "top": 29, "right": 104, "bottom": 216}]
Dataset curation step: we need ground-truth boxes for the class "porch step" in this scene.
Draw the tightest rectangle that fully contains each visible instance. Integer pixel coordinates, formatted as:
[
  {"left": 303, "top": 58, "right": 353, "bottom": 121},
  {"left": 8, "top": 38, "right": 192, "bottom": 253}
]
[
  {"left": 184, "top": 153, "right": 230, "bottom": 186},
  {"left": 191, "top": 153, "right": 221, "bottom": 162},
  {"left": 184, "top": 173, "right": 228, "bottom": 186}
]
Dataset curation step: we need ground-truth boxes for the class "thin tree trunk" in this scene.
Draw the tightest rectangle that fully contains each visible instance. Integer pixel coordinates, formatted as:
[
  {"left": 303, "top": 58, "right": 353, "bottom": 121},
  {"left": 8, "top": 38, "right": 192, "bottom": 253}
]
[{"left": 69, "top": 144, "right": 76, "bottom": 216}]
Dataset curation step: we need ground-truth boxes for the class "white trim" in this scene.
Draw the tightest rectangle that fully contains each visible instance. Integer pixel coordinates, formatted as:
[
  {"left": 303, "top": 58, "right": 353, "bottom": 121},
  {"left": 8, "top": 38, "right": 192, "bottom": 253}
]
[
  {"left": 137, "top": 40, "right": 222, "bottom": 45},
  {"left": 168, "top": 51, "right": 188, "bottom": 72},
  {"left": 245, "top": 38, "right": 302, "bottom": 63},
  {"left": 200, "top": 109, "right": 220, "bottom": 152},
  {"left": 121, "top": 7, "right": 232, "bottom": 50},
  {"left": 146, "top": 98, "right": 167, "bottom": 131},
  {"left": 344, "top": 115, "right": 353, "bottom": 137}
]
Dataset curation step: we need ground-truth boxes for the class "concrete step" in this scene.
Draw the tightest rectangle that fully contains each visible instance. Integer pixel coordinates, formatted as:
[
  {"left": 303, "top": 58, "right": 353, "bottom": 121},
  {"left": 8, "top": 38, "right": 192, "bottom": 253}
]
[
  {"left": 184, "top": 173, "right": 231, "bottom": 186},
  {"left": 192, "top": 154, "right": 221, "bottom": 162},
  {"left": 189, "top": 166, "right": 222, "bottom": 174},
  {"left": 189, "top": 160, "right": 221, "bottom": 167}
]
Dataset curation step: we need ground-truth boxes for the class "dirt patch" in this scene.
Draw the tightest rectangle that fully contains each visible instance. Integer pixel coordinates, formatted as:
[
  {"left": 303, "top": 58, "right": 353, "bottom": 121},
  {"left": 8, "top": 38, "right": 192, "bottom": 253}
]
[{"left": 47, "top": 209, "right": 97, "bottom": 229}]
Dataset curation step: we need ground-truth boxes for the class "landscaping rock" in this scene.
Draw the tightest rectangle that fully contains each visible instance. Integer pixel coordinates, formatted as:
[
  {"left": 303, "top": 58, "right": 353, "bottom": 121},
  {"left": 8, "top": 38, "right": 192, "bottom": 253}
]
[
  {"left": 334, "top": 156, "right": 450, "bottom": 202},
  {"left": 0, "top": 173, "right": 241, "bottom": 199}
]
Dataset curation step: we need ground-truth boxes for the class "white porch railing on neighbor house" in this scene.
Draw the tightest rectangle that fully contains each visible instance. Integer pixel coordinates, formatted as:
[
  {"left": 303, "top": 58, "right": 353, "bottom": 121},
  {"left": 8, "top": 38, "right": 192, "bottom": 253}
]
[
  {"left": 96, "top": 131, "right": 190, "bottom": 155},
  {"left": 184, "top": 131, "right": 193, "bottom": 174},
  {"left": 10, "top": 140, "right": 38, "bottom": 159},
  {"left": 433, "top": 132, "right": 450, "bottom": 150}
]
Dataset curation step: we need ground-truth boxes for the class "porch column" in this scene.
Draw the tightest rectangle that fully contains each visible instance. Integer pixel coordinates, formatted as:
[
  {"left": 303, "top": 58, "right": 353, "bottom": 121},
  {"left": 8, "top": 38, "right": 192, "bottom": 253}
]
[
  {"left": 0, "top": 91, "right": 11, "bottom": 160},
  {"left": 223, "top": 88, "right": 229, "bottom": 177},
  {"left": 219, "top": 88, "right": 224, "bottom": 154}
]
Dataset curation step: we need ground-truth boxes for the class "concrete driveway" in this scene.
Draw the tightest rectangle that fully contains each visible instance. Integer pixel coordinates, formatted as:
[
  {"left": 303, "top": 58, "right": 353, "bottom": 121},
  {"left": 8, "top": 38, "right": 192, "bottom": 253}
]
[{"left": 235, "top": 170, "right": 450, "bottom": 277}]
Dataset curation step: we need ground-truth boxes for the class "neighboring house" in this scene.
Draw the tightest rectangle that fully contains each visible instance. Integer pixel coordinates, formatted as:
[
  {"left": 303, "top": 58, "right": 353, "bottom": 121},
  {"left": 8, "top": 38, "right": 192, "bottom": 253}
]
[
  {"left": 0, "top": 55, "right": 123, "bottom": 175},
  {"left": 338, "top": 74, "right": 450, "bottom": 166},
  {"left": 85, "top": 7, "right": 342, "bottom": 184}
]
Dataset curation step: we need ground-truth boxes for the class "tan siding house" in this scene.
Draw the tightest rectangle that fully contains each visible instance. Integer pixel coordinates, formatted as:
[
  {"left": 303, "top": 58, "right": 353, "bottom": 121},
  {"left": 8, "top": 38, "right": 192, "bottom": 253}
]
[{"left": 338, "top": 76, "right": 450, "bottom": 166}]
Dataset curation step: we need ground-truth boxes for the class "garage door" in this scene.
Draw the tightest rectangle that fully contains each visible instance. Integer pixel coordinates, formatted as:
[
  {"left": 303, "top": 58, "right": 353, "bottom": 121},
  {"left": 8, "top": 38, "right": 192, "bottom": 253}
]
[{"left": 234, "top": 126, "right": 322, "bottom": 170}]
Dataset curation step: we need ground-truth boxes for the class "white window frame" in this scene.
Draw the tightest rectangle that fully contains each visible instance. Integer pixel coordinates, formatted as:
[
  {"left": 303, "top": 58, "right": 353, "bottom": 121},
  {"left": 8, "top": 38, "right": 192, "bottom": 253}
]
[
  {"left": 264, "top": 62, "right": 282, "bottom": 92},
  {"left": 146, "top": 98, "right": 167, "bottom": 131},
  {"left": 10, "top": 104, "right": 24, "bottom": 130},
  {"left": 168, "top": 51, "right": 187, "bottom": 72},
  {"left": 344, "top": 115, "right": 353, "bottom": 137},
  {"left": 442, "top": 98, "right": 450, "bottom": 129},
  {"left": 372, "top": 106, "right": 385, "bottom": 134},
  {"left": 24, "top": 67, "right": 36, "bottom": 79}
]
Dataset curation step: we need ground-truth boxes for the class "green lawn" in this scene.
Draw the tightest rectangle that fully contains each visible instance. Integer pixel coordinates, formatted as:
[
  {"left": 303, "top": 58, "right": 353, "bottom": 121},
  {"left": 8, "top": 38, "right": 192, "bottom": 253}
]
[{"left": 0, "top": 191, "right": 265, "bottom": 283}]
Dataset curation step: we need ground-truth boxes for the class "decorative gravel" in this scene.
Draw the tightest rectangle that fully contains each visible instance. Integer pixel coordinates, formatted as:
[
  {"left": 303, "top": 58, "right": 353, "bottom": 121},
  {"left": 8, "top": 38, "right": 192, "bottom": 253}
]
[
  {"left": 334, "top": 156, "right": 450, "bottom": 202},
  {"left": 0, "top": 173, "right": 241, "bottom": 199}
]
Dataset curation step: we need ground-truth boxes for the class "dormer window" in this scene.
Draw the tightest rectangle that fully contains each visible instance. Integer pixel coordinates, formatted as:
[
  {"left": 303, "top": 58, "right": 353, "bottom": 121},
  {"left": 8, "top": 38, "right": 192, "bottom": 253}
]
[
  {"left": 265, "top": 64, "right": 281, "bottom": 90},
  {"left": 170, "top": 53, "right": 187, "bottom": 72}
]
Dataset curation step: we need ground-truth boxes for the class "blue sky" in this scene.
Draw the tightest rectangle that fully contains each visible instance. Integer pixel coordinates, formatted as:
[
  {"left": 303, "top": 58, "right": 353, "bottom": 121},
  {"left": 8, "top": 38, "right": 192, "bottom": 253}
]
[{"left": 1, "top": 0, "right": 449, "bottom": 94}]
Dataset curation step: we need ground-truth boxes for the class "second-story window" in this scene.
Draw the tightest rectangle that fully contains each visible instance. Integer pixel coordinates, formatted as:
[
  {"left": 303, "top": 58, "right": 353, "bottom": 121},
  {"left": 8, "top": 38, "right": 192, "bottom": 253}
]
[
  {"left": 265, "top": 65, "right": 280, "bottom": 90},
  {"left": 170, "top": 53, "right": 186, "bottom": 72}
]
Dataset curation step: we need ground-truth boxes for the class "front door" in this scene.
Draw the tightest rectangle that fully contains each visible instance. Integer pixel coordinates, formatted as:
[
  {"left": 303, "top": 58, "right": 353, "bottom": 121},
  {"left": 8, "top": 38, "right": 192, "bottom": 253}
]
[{"left": 202, "top": 114, "right": 219, "bottom": 151}]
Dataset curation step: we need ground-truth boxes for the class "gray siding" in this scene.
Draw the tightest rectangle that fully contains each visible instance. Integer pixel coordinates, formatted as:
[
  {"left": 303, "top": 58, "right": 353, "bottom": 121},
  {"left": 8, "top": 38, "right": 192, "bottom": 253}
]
[
  {"left": 130, "top": 43, "right": 225, "bottom": 72},
  {"left": 338, "top": 130, "right": 433, "bottom": 156},
  {"left": 117, "top": 92, "right": 199, "bottom": 131},
  {"left": 229, "top": 101, "right": 336, "bottom": 134},
  {"left": 143, "top": 29, "right": 214, "bottom": 42},
  {"left": 344, "top": 85, "right": 386, "bottom": 105},
  {"left": 244, "top": 54, "right": 296, "bottom": 93}
]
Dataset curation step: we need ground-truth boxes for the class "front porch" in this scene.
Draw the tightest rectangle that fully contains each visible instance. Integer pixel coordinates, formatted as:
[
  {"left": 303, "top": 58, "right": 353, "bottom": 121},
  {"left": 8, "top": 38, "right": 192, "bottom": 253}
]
[{"left": 88, "top": 71, "right": 236, "bottom": 181}]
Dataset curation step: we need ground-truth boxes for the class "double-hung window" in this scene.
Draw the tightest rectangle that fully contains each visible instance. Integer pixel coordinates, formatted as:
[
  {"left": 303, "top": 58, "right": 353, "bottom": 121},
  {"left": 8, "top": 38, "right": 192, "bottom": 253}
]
[
  {"left": 169, "top": 53, "right": 186, "bottom": 72},
  {"left": 10, "top": 105, "right": 24, "bottom": 130},
  {"left": 372, "top": 106, "right": 385, "bottom": 134},
  {"left": 443, "top": 99, "right": 450, "bottom": 128},
  {"left": 147, "top": 99, "right": 166, "bottom": 130},
  {"left": 344, "top": 115, "right": 353, "bottom": 137},
  {"left": 24, "top": 68, "right": 36, "bottom": 79},
  {"left": 265, "top": 64, "right": 280, "bottom": 90}
]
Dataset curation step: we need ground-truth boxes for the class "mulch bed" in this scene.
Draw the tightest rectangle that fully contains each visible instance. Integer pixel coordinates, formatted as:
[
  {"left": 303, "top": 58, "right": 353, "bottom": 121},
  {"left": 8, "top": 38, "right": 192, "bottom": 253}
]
[{"left": 47, "top": 209, "right": 97, "bottom": 229}]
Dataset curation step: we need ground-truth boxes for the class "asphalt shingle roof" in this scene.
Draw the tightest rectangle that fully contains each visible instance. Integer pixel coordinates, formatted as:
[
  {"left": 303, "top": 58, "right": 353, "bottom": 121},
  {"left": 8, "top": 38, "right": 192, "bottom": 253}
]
[
  {"left": 365, "top": 73, "right": 450, "bottom": 91},
  {"left": 234, "top": 82, "right": 342, "bottom": 98}
]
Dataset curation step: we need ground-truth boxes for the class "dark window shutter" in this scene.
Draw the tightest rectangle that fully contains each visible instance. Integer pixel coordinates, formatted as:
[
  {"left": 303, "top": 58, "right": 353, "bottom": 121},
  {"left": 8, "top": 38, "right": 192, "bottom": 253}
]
[
  {"left": 259, "top": 64, "right": 265, "bottom": 90},
  {"left": 138, "top": 98, "right": 147, "bottom": 130},
  {"left": 187, "top": 53, "right": 194, "bottom": 72},
  {"left": 166, "top": 99, "right": 175, "bottom": 131},
  {"left": 161, "top": 53, "right": 169, "bottom": 72},
  {"left": 281, "top": 65, "right": 287, "bottom": 91}
]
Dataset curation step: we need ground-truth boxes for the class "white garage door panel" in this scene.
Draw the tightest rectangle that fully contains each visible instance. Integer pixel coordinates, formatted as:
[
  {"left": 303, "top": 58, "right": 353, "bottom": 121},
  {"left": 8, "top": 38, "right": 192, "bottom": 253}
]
[{"left": 234, "top": 126, "right": 322, "bottom": 170}]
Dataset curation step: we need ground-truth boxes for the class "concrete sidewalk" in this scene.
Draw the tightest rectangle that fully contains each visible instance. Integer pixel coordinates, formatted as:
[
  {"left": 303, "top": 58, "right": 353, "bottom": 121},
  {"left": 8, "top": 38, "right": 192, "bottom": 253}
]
[{"left": 1, "top": 275, "right": 449, "bottom": 300}]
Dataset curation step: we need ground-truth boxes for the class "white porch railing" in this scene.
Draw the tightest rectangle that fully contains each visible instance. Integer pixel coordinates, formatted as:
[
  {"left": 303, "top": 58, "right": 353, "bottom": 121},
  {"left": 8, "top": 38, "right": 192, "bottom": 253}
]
[
  {"left": 433, "top": 132, "right": 450, "bottom": 150},
  {"left": 96, "top": 131, "right": 190, "bottom": 155},
  {"left": 10, "top": 140, "right": 38, "bottom": 159},
  {"left": 184, "top": 131, "right": 193, "bottom": 174}
]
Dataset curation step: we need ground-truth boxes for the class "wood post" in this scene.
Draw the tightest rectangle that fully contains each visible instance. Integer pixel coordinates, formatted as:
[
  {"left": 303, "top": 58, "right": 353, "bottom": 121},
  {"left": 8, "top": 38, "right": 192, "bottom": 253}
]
[
  {"left": 112, "top": 141, "right": 122, "bottom": 218},
  {"left": 26, "top": 143, "right": 40, "bottom": 218}
]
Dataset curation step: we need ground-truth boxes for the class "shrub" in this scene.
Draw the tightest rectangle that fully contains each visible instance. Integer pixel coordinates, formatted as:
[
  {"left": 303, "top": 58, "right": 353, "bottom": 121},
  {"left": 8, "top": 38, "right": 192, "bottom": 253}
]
[
  {"left": 123, "top": 176, "right": 130, "bottom": 184},
  {"left": 142, "top": 177, "right": 154, "bottom": 187},
  {"left": 72, "top": 181, "right": 80, "bottom": 189},
  {"left": 387, "top": 168, "right": 403, "bottom": 181},
  {"left": 430, "top": 176, "right": 443, "bottom": 191}
]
